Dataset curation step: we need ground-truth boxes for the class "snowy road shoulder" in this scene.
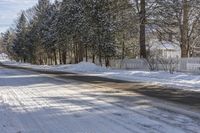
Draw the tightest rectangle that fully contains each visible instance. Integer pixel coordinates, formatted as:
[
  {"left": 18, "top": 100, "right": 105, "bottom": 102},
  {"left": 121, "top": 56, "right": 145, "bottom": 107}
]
[
  {"left": 0, "top": 67, "right": 200, "bottom": 133},
  {"left": 1, "top": 60, "right": 200, "bottom": 92}
]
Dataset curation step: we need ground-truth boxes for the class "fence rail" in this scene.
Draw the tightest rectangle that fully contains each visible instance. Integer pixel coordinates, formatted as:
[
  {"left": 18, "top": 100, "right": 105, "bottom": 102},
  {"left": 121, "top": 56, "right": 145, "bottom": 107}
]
[
  {"left": 85, "top": 58, "right": 200, "bottom": 73},
  {"left": 110, "top": 58, "right": 200, "bottom": 73}
]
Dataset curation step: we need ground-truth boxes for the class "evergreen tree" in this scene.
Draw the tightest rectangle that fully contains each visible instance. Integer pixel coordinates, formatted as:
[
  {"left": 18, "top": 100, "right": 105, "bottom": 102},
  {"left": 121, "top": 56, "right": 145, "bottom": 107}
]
[
  {"left": 2, "top": 30, "right": 15, "bottom": 58},
  {"left": 13, "top": 12, "right": 28, "bottom": 62}
]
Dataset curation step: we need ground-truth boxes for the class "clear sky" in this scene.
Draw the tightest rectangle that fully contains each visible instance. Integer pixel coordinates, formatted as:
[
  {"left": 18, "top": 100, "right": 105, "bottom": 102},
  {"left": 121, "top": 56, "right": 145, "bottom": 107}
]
[{"left": 0, "top": 0, "right": 39, "bottom": 33}]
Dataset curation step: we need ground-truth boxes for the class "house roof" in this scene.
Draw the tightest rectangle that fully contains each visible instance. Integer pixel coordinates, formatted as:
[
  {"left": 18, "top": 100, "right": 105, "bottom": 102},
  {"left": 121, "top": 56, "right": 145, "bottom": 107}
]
[{"left": 149, "top": 39, "right": 180, "bottom": 51}]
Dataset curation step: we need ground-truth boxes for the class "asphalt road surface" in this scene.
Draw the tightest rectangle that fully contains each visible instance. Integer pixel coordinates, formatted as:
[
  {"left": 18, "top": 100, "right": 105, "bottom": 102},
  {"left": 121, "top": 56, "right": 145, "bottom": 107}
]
[
  {"left": 0, "top": 66, "right": 200, "bottom": 133},
  {"left": 1, "top": 63, "right": 200, "bottom": 110}
]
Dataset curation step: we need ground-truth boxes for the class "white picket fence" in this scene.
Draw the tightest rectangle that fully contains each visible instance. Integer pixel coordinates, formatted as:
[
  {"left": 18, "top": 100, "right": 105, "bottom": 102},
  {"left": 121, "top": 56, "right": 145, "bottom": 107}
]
[
  {"left": 180, "top": 58, "right": 200, "bottom": 73},
  {"left": 110, "top": 59, "right": 149, "bottom": 70},
  {"left": 83, "top": 57, "right": 200, "bottom": 73},
  {"left": 109, "top": 58, "right": 200, "bottom": 73}
]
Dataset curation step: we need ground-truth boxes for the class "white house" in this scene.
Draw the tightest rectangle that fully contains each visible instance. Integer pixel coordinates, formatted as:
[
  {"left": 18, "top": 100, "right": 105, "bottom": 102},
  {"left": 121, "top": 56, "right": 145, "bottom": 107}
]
[
  {"left": 0, "top": 53, "right": 9, "bottom": 61},
  {"left": 149, "top": 39, "right": 181, "bottom": 58}
]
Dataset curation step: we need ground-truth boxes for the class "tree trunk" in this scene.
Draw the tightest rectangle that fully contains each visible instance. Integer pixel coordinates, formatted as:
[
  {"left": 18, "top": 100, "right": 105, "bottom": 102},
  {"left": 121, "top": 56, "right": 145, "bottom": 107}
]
[
  {"left": 62, "top": 51, "right": 67, "bottom": 64},
  {"left": 99, "top": 52, "right": 102, "bottom": 66},
  {"left": 59, "top": 48, "right": 62, "bottom": 64},
  {"left": 139, "top": 0, "right": 147, "bottom": 58},
  {"left": 54, "top": 50, "right": 57, "bottom": 65},
  {"left": 74, "top": 44, "right": 78, "bottom": 63},
  {"left": 92, "top": 54, "right": 95, "bottom": 63},
  {"left": 78, "top": 43, "right": 84, "bottom": 62},
  {"left": 105, "top": 56, "right": 110, "bottom": 67},
  {"left": 50, "top": 57, "right": 53, "bottom": 65},
  {"left": 99, "top": 46, "right": 102, "bottom": 66},
  {"left": 181, "top": 0, "right": 189, "bottom": 57},
  {"left": 85, "top": 45, "right": 88, "bottom": 62},
  {"left": 122, "top": 41, "right": 125, "bottom": 60}
]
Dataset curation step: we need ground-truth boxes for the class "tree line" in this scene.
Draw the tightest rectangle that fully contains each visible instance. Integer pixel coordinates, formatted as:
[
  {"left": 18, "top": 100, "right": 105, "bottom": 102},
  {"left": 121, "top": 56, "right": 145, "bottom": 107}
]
[{"left": 1, "top": 0, "right": 200, "bottom": 66}]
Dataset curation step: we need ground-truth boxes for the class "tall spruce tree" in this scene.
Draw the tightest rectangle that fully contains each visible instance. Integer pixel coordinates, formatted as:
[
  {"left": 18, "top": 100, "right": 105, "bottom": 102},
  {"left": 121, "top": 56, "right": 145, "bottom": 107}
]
[{"left": 13, "top": 12, "right": 27, "bottom": 62}]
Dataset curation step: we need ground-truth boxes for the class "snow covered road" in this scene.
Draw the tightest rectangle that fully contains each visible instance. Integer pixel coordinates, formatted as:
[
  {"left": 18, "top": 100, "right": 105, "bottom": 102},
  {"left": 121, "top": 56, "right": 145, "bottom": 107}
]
[{"left": 0, "top": 67, "right": 200, "bottom": 133}]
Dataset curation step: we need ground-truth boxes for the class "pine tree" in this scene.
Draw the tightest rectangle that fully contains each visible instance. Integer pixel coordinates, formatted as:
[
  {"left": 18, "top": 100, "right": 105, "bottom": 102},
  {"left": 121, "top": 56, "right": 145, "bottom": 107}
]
[
  {"left": 33, "top": 0, "right": 51, "bottom": 64},
  {"left": 13, "top": 12, "right": 28, "bottom": 62},
  {"left": 2, "top": 30, "right": 15, "bottom": 58}
]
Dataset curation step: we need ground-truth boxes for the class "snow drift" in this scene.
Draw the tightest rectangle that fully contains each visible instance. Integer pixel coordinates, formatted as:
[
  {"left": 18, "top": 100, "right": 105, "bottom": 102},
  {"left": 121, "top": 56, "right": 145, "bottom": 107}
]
[{"left": 1, "top": 59, "right": 200, "bottom": 92}]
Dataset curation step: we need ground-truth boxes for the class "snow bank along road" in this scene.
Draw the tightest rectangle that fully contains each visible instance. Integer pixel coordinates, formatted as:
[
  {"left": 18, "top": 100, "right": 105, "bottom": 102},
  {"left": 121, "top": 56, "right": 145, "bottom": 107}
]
[
  {"left": 1, "top": 63, "right": 200, "bottom": 111},
  {"left": 0, "top": 67, "right": 200, "bottom": 133}
]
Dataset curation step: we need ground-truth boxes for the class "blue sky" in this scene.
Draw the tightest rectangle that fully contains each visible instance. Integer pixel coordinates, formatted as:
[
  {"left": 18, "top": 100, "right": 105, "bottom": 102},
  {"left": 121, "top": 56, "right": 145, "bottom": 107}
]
[{"left": 0, "top": 0, "right": 39, "bottom": 33}]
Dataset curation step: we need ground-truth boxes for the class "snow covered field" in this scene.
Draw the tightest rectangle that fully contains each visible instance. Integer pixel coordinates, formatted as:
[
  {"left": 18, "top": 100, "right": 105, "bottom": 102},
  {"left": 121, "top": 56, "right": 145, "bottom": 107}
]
[{"left": 0, "top": 67, "right": 200, "bottom": 133}]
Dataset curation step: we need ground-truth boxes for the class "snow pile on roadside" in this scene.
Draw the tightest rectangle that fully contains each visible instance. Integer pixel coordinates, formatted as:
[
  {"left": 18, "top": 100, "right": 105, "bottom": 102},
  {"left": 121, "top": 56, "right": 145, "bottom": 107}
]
[
  {"left": 48, "top": 62, "right": 200, "bottom": 91},
  {"left": 1, "top": 60, "right": 107, "bottom": 72},
  {"left": 51, "top": 62, "right": 200, "bottom": 91},
  {"left": 1, "top": 60, "right": 53, "bottom": 70},
  {"left": 1, "top": 60, "right": 200, "bottom": 91},
  {"left": 96, "top": 70, "right": 200, "bottom": 91},
  {"left": 0, "top": 53, "right": 10, "bottom": 61},
  {"left": 50, "top": 64, "right": 72, "bottom": 70},
  {"left": 62, "top": 61, "right": 108, "bottom": 72}
]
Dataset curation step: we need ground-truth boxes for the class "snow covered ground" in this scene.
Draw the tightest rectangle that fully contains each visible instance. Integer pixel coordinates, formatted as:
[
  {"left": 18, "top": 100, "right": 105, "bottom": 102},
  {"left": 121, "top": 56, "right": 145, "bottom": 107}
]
[
  {"left": 0, "top": 67, "right": 200, "bottom": 133},
  {"left": 1, "top": 53, "right": 200, "bottom": 92},
  {"left": 1, "top": 61, "right": 200, "bottom": 92}
]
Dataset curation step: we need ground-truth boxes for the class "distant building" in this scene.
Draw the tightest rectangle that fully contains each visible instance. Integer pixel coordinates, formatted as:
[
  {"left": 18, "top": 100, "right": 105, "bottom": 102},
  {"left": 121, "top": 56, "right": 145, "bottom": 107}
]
[
  {"left": 149, "top": 39, "right": 181, "bottom": 58},
  {"left": 191, "top": 46, "right": 200, "bottom": 57},
  {"left": 190, "top": 36, "right": 200, "bottom": 57},
  {"left": 0, "top": 53, "right": 9, "bottom": 61}
]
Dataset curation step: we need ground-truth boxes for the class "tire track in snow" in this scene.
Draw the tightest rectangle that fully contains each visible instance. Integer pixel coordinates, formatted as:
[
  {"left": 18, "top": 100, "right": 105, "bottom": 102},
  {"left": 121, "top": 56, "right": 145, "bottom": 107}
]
[{"left": 0, "top": 68, "right": 200, "bottom": 133}]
